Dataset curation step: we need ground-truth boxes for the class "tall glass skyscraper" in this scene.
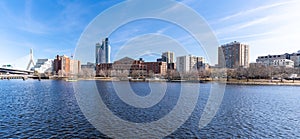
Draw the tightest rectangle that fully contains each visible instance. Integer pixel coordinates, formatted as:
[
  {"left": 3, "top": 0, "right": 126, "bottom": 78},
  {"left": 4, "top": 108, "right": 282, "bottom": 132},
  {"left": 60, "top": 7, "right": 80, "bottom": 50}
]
[{"left": 96, "top": 38, "right": 111, "bottom": 64}]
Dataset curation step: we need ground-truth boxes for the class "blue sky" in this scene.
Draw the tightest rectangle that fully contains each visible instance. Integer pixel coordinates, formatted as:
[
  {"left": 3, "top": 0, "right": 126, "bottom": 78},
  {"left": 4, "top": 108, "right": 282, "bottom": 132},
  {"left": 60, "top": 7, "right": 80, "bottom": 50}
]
[{"left": 0, "top": 0, "right": 299, "bottom": 69}]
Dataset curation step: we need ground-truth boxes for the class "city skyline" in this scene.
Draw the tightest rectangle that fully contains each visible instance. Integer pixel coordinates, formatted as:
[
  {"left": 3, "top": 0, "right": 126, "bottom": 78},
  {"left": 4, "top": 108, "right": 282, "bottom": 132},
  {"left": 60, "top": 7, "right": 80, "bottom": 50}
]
[{"left": 0, "top": 0, "right": 300, "bottom": 69}]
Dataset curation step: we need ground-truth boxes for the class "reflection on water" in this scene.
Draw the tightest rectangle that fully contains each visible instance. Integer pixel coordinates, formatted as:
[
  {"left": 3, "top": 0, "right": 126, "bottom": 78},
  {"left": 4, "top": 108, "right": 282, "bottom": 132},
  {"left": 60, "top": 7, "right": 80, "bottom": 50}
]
[{"left": 0, "top": 80, "right": 300, "bottom": 138}]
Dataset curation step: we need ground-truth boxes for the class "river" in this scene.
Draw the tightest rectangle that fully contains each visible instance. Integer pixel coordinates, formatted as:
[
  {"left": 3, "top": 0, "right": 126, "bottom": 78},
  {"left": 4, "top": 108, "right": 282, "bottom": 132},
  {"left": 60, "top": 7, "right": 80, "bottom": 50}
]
[{"left": 0, "top": 80, "right": 299, "bottom": 138}]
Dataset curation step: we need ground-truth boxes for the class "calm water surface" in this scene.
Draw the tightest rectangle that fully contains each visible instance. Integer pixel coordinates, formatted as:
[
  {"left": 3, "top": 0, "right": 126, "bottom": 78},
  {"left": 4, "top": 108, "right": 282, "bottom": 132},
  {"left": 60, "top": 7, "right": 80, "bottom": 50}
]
[{"left": 0, "top": 80, "right": 300, "bottom": 138}]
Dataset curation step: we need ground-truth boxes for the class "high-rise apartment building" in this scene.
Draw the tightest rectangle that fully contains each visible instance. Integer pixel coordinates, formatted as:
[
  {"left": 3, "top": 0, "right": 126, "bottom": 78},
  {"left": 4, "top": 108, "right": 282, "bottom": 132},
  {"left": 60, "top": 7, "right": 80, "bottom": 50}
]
[
  {"left": 157, "top": 51, "right": 175, "bottom": 70},
  {"left": 162, "top": 51, "right": 174, "bottom": 64},
  {"left": 176, "top": 55, "right": 205, "bottom": 72},
  {"left": 218, "top": 41, "right": 249, "bottom": 68},
  {"left": 96, "top": 38, "right": 111, "bottom": 64}
]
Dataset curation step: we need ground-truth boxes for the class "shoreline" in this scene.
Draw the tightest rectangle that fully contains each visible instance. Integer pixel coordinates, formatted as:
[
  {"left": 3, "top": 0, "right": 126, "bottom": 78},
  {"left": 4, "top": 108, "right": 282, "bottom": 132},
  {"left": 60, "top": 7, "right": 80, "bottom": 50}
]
[
  {"left": 77, "top": 77, "right": 300, "bottom": 86},
  {"left": 3, "top": 76, "right": 300, "bottom": 86},
  {"left": 218, "top": 80, "right": 300, "bottom": 86}
]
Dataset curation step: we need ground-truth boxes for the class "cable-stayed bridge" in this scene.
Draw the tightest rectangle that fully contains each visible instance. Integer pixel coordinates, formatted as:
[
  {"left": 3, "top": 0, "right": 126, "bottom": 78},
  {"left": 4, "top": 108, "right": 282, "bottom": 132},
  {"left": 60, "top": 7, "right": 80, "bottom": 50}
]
[{"left": 0, "top": 49, "right": 35, "bottom": 76}]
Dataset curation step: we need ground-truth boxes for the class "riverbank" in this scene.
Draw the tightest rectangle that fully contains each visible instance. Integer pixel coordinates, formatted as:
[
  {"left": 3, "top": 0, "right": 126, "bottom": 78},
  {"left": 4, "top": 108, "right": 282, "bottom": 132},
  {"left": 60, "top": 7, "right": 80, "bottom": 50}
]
[
  {"left": 219, "top": 79, "right": 300, "bottom": 86},
  {"left": 7, "top": 76, "right": 299, "bottom": 86},
  {"left": 77, "top": 77, "right": 300, "bottom": 86}
]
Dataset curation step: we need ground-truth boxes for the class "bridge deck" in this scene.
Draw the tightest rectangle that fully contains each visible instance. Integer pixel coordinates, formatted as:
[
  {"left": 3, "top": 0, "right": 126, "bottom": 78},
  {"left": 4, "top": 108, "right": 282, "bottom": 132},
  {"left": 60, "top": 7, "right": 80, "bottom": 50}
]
[{"left": 0, "top": 67, "right": 34, "bottom": 75}]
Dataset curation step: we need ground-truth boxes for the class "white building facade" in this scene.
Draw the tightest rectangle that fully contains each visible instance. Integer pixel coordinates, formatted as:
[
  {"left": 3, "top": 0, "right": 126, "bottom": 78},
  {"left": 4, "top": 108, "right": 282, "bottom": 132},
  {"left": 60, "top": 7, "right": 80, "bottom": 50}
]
[
  {"left": 256, "top": 50, "right": 300, "bottom": 67},
  {"left": 256, "top": 54, "right": 290, "bottom": 66},
  {"left": 33, "top": 59, "right": 53, "bottom": 73},
  {"left": 273, "top": 59, "right": 294, "bottom": 68}
]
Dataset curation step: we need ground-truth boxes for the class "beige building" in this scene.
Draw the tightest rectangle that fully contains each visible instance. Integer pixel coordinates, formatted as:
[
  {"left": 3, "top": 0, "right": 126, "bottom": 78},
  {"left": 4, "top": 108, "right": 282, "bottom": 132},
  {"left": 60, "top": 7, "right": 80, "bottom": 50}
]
[
  {"left": 70, "top": 59, "right": 81, "bottom": 75},
  {"left": 218, "top": 41, "right": 249, "bottom": 68}
]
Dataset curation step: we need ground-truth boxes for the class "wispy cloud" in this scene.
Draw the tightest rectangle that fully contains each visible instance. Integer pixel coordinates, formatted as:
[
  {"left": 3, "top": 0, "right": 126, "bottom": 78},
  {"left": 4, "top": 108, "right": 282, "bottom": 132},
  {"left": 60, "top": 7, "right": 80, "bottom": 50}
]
[
  {"left": 219, "top": 0, "right": 297, "bottom": 22},
  {"left": 219, "top": 32, "right": 272, "bottom": 41},
  {"left": 215, "top": 17, "right": 270, "bottom": 35},
  {"left": 156, "top": 26, "right": 171, "bottom": 34}
]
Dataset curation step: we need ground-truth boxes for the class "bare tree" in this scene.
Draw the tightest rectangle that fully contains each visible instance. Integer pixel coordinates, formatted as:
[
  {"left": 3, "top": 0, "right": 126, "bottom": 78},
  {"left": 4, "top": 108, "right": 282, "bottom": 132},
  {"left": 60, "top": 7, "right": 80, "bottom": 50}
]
[
  {"left": 226, "top": 69, "right": 236, "bottom": 81},
  {"left": 148, "top": 70, "right": 155, "bottom": 78},
  {"left": 79, "top": 68, "right": 95, "bottom": 79},
  {"left": 131, "top": 70, "right": 140, "bottom": 79},
  {"left": 97, "top": 70, "right": 105, "bottom": 77},
  {"left": 167, "top": 70, "right": 180, "bottom": 80}
]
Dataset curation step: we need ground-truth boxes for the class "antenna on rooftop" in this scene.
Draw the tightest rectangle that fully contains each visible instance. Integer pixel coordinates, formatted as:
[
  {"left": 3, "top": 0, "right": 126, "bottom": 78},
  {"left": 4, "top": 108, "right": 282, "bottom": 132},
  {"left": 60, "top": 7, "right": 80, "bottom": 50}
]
[{"left": 26, "top": 48, "right": 35, "bottom": 70}]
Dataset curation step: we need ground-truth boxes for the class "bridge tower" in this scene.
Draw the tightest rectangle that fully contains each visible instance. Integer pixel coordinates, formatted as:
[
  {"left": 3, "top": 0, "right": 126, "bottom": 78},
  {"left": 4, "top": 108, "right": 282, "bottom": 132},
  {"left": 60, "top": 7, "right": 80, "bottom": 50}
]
[{"left": 26, "top": 48, "right": 35, "bottom": 70}]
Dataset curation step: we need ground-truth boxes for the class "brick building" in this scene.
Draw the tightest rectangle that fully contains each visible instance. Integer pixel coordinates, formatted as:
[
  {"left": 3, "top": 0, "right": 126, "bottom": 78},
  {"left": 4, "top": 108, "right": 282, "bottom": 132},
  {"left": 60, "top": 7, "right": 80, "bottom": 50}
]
[
  {"left": 53, "top": 55, "right": 70, "bottom": 76},
  {"left": 96, "top": 57, "right": 167, "bottom": 77}
]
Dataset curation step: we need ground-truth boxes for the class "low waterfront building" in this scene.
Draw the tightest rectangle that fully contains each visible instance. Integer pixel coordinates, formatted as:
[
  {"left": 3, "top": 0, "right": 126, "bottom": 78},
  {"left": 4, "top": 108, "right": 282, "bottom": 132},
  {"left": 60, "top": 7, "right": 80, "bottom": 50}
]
[
  {"left": 81, "top": 62, "right": 95, "bottom": 69},
  {"left": 114, "top": 57, "right": 146, "bottom": 71},
  {"left": 249, "top": 62, "right": 266, "bottom": 69},
  {"left": 273, "top": 59, "right": 294, "bottom": 68},
  {"left": 256, "top": 53, "right": 290, "bottom": 66},
  {"left": 256, "top": 50, "right": 300, "bottom": 67},
  {"left": 96, "top": 63, "right": 113, "bottom": 77},
  {"left": 96, "top": 57, "right": 167, "bottom": 77},
  {"left": 143, "top": 62, "right": 167, "bottom": 76},
  {"left": 80, "top": 62, "right": 96, "bottom": 78},
  {"left": 33, "top": 59, "right": 53, "bottom": 74},
  {"left": 96, "top": 57, "right": 146, "bottom": 77}
]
